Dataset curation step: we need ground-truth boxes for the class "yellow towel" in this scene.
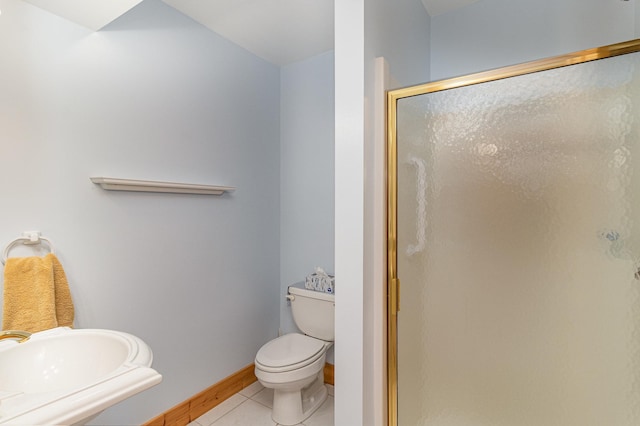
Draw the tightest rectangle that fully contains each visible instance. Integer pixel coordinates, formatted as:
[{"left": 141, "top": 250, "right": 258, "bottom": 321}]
[{"left": 2, "top": 253, "right": 74, "bottom": 333}]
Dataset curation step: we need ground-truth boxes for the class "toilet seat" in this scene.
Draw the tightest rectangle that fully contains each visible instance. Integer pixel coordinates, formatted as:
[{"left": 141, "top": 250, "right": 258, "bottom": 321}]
[{"left": 255, "top": 333, "right": 326, "bottom": 373}]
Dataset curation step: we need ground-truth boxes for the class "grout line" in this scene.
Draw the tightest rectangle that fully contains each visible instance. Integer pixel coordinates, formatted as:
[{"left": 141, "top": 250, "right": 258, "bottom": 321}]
[
  {"left": 250, "top": 399, "right": 272, "bottom": 409},
  {"left": 211, "top": 398, "right": 252, "bottom": 425}
]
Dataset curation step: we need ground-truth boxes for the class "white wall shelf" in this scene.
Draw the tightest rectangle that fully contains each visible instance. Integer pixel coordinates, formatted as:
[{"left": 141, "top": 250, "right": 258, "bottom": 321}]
[{"left": 90, "top": 177, "right": 235, "bottom": 195}]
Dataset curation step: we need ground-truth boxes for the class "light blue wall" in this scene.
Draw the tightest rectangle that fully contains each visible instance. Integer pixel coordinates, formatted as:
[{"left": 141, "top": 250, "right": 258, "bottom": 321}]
[
  {"left": 366, "top": 0, "right": 431, "bottom": 87},
  {"left": 0, "top": 0, "right": 280, "bottom": 424},
  {"left": 431, "top": 0, "right": 636, "bottom": 80},
  {"left": 279, "top": 50, "right": 335, "bottom": 362}
]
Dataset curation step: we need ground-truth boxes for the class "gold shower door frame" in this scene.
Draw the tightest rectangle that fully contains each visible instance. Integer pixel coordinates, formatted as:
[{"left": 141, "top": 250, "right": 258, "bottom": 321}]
[{"left": 386, "top": 38, "right": 640, "bottom": 426}]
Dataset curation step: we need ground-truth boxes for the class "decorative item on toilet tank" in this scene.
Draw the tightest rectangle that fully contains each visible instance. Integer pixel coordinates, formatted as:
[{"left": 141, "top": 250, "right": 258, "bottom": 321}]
[{"left": 304, "top": 267, "right": 334, "bottom": 294}]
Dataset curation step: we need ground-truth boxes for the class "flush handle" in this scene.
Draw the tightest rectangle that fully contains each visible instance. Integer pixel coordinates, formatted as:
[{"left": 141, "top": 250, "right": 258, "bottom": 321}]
[{"left": 286, "top": 295, "right": 295, "bottom": 301}]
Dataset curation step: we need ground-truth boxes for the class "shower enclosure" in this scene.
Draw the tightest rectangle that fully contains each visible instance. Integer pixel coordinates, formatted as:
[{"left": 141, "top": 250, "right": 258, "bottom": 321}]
[{"left": 387, "top": 40, "right": 640, "bottom": 425}]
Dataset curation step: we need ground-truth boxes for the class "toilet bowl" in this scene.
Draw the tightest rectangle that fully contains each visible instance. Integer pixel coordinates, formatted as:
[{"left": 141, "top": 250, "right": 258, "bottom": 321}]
[
  {"left": 255, "top": 333, "right": 332, "bottom": 425},
  {"left": 254, "top": 284, "right": 335, "bottom": 425}
]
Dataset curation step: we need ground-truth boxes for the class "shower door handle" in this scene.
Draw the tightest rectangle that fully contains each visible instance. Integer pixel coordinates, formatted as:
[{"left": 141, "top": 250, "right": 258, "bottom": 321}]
[{"left": 406, "top": 156, "right": 426, "bottom": 256}]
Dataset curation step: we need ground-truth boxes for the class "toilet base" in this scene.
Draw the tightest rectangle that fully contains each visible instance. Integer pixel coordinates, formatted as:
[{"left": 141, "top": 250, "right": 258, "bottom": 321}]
[{"left": 272, "top": 371, "right": 327, "bottom": 426}]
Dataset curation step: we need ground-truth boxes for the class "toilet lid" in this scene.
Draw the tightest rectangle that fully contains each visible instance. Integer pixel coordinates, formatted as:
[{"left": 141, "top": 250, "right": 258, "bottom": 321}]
[{"left": 256, "top": 333, "right": 325, "bottom": 369}]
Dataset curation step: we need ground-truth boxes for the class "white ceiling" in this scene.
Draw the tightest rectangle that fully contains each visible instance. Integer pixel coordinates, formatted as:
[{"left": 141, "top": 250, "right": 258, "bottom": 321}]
[
  {"left": 20, "top": 0, "right": 478, "bottom": 66},
  {"left": 162, "top": 0, "right": 334, "bottom": 66},
  {"left": 22, "top": 0, "right": 144, "bottom": 32}
]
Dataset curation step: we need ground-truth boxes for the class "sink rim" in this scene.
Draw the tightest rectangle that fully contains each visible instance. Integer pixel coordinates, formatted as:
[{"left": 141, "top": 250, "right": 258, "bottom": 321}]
[
  {"left": 0, "top": 327, "right": 153, "bottom": 394},
  {"left": 0, "top": 326, "right": 153, "bottom": 366},
  {"left": 0, "top": 327, "right": 161, "bottom": 425}
]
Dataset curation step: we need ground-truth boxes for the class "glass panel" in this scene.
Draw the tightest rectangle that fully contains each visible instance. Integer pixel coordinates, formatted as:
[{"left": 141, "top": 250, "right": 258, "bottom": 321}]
[{"left": 396, "top": 52, "right": 640, "bottom": 425}]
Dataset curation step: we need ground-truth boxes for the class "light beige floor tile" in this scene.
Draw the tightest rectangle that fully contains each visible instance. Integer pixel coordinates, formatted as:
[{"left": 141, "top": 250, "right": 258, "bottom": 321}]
[
  {"left": 251, "top": 387, "right": 274, "bottom": 408},
  {"left": 303, "top": 396, "right": 334, "bottom": 426},
  {"left": 196, "top": 394, "right": 247, "bottom": 426},
  {"left": 200, "top": 382, "right": 334, "bottom": 426},
  {"left": 212, "top": 399, "right": 276, "bottom": 426},
  {"left": 239, "top": 380, "right": 264, "bottom": 398}
]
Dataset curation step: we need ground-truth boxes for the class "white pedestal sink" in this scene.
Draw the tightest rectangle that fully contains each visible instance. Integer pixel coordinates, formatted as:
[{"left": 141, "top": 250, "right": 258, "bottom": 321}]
[{"left": 0, "top": 327, "right": 162, "bottom": 425}]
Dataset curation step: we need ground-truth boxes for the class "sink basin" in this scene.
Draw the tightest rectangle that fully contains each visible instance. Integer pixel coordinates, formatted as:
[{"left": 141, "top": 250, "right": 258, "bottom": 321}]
[{"left": 0, "top": 327, "right": 162, "bottom": 425}]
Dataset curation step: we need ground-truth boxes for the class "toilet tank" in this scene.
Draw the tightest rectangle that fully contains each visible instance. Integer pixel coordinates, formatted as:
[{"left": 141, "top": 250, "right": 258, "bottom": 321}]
[{"left": 288, "top": 283, "right": 335, "bottom": 341}]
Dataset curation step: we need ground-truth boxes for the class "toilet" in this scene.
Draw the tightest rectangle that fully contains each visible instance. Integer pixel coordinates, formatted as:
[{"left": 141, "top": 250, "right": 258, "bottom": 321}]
[{"left": 254, "top": 283, "right": 335, "bottom": 426}]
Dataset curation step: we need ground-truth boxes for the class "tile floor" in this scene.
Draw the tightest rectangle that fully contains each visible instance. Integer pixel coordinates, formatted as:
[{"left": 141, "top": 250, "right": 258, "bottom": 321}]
[{"left": 188, "top": 381, "right": 334, "bottom": 426}]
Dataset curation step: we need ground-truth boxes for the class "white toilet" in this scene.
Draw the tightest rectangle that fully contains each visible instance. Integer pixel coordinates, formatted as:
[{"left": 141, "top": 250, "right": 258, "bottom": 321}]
[{"left": 254, "top": 283, "right": 335, "bottom": 426}]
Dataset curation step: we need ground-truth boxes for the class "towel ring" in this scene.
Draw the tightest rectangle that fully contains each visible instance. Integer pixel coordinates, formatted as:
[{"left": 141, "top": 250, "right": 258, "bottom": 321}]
[{"left": 2, "top": 233, "right": 55, "bottom": 265}]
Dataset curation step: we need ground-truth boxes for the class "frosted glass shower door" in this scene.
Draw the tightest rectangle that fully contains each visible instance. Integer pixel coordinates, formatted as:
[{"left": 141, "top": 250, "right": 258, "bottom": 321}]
[{"left": 391, "top": 42, "right": 640, "bottom": 426}]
